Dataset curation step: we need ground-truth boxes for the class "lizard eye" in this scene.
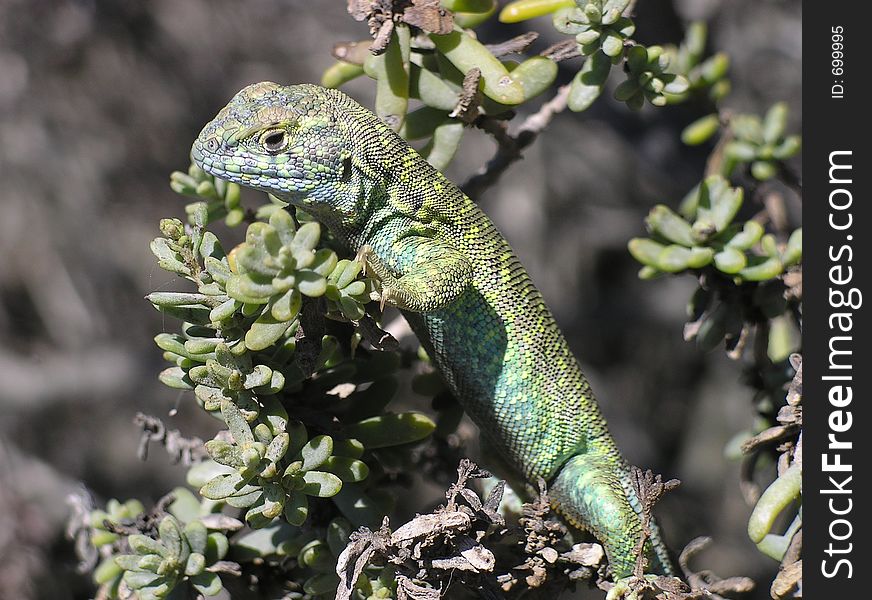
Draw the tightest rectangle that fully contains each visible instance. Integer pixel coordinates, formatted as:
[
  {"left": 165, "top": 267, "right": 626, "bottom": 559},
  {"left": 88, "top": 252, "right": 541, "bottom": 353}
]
[{"left": 261, "top": 129, "right": 289, "bottom": 154}]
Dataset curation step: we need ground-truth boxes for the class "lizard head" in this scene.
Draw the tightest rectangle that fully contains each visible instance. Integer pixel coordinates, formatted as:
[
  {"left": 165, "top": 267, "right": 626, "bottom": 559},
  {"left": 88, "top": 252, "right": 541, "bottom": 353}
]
[{"left": 191, "top": 82, "right": 353, "bottom": 208}]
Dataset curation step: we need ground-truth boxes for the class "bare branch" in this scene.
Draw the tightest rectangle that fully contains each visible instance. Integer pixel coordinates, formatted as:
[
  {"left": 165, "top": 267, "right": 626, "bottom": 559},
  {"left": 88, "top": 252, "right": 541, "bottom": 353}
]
[
  {"left": 462, "top": 85, "right": 571, "bottom": 199},
  {"left": 485, "top": 32, "right": 540, "bottom": 58}
]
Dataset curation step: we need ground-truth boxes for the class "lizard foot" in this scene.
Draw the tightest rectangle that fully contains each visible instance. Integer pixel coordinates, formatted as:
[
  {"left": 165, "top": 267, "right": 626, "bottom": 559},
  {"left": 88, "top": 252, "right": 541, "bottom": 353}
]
[
  {"left": 605, "top": 574, "right": 686, "bottom": 600},
  {"left": 355, "top": 244, "right": 401, "bottom": 309}
]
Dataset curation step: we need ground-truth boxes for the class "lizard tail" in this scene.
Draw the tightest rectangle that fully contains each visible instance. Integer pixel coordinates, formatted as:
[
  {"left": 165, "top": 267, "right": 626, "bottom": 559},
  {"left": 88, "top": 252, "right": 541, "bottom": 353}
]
[{"left": 549, "top": 453, "right": 675, "bottom": 578}]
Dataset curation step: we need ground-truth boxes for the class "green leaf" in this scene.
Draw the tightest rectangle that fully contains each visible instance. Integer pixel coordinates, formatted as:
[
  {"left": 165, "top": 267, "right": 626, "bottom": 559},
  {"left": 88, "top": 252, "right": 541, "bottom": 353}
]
[
  {"left": 94, "top": 557, "right": 124, "bottom": 584},
  {"left": 751, "top": 160, "right": 777, "bottom": 180},
  {"left": 191, "top": 572, "right": 224, "bottom": 596},
  {"left": 322, "top": 60, "right": 365, "bottom": 88},
  {"left": 184, "top": 552, "right": 206, "bottom": 577},
  {"left": 452, "top": 0, "right": 498, "bottom": 27},
  {"left": 301, "top": 471, "right": 344, "bottom": 497},
  {"left": 681, "top": 114, "right": 720, "bottom": 146},
  {"left": 128, "top": 535, "right": 167, "bottom": 558},
  {"left": 568, "top": 52, "right": 610, "bottom": 111},
  {"left": 713, "top": 247, "right": 747, "bottom": 274},
  {"left": 600, "top": 32, "right": 623, "bottom": 57},
  {"left": 299, "top": 540, "right": 336, "bottom": 572},
  {"left": 260, "top": 396, "right": 289, "bottom": 435},
  {"left": 366, "top": 25, "right": 411, "bottom": 130},
  {"left": 761, "top": 233, "right": 779, "bottom": 258},
  {"left": 208, "top": 297, "right": 240, "bottom": 323},
  {"left": 158, "top": 516, "right": 185, "bottom": 561},
  {"left": 638, "top": 265, "right": 663, "bottom": 279},
  {"left": 221, "top": 398, "right": 255, "bottom": 447},
  {"left": 498, "top": 0, "right": 575, "bottom": 23},
  {"left": 738, "top": 256, "right": 783, "bottom": 281},
  {"left": 286, "top": 421, "right": 309, "bottom": 458},
  {"left": 243, "top": 364, "right": 274, "bottom": 389},
  {"left": 783, "top": 228, "right": 802, "bottom": 265},
  {"left": 322, "top": 455, "right": 370, "bottom": 483},
  {"left": 773, "top": 135, "right": 801, "bottom": 160},
  {"left": 655, "top": 245, "right": 692, "bottom": 273},
  {"left": 205, "top": 532, "right": 230, "bottom": 563},
  {"left": 762, "top": 102, "right": 788, "bottom": 143},
  {"left": 747, "top": 462, "right": 801, "bottom": 543},
  {"left": 429, "top": 30, "right": 524, "bottom": 105},
  {"left": 206, "top": 440, "right": 244, "bottom": 468},
  {"left": 271, "top": 288, "right": 302, "bottom": 323},
  {"left": 627, "top": 237, "right": 666, "bottom": 267},
  {"left": 137, "top": 554, "right": 164, "bottom": 573},
  {"left": 121, "top": 570, "right": 161, "bottom": 590},
  {"left": 225, "top": 275, "right": 274, "bottom": 304},
  {"left": 645, "top": 205, "right": 694, "bottom": 247},
  {"left": 662, "top": 74, "right": 688, "bottom": 95},
  {"left": 613, "top": 79, "right": 639, "bottom": 102},
  {"left": 345, "top": 413, "right": 436, "bottom": 449},
  {"left": 261, "top": 482, "right": 287, "bottom": 519},
  {"left": 284, "top": 492, "right": 309, "bottom": 526},
  {"left": 293, "top": 222, "right": 321, "bottom": 252},
  {"left": 225, "top": 489, "right": 262, "bottom": 508},
  {"left": 552, "top": 7, "right": 588, "bottom": 34},
  {"left": 233, "top": 523, "right": 301, "bottom": 560},
  {"left": 408, "top": 68, "right": 459, "bottom": 113},
  {"left": 186, "top": 459, "right": 233, "bottom": 489},
  {"left": 115, "top": 554, "right": 147, "bottom": 572},
  {"left": 710, "top": 186, "right": 743, "bottom": 231},
  {"left": 700, "top": 52, "right": 729, "bottom": 83},
  {"left": 327, "top": 259, "right": 354, "bottom": 289},
  {"left": 727, "top": 220, "right": 764, "bottom": 250},
  {"left": 510, "top": 56, "right": 558, "bottom": 101},
  {"left": 331, "top": 485, "right": 394, "bottom": 529},
  {"left": 695, "top": 302, "right": 729, "bottom": 351},
  {"left": 686, "top": 247, "right": 714, "bottom": 268},
  {"left": 200, "top": 472, "right": 249, "bottom": 500},
  {"left": 625, "top": 91, "right": 644, "bottom": 111},
  {"left": 420, "top": 120, "right": 464, "bottom": 172},
  {"left": 332, "top": 438, "right": 365, "bottom": 459},
  {"left": 147, "top": 292, "right": 211, "bottom": 308},
  {"left": 184, "top": 523, "right": 208, "bottom": 560},
  {"left": 265, "top": 433, "right": 290, "bottom": 463},
  {"left": 732, "top": 117, "right": 764, "bottom": 149},
  {"left": 304, "top": 573, "right": 341, "bottom": 596},
  {"left": 300, "top": 435, "right": 333, "bottom": 471},
  {"left": 169, "top": 488, "right": 202, "bottom": 524},
  {"left": 725, "top": 141, "right": 757, "bottom": 162},
  {"left": 150, "top": 238, "right": 191, "bottom": 276},
  {"left": 297, "top": 271, "right": 328, "bottom": 297},
  {"left": 158, "top": 367, "right": 193, "bottom": 390}
]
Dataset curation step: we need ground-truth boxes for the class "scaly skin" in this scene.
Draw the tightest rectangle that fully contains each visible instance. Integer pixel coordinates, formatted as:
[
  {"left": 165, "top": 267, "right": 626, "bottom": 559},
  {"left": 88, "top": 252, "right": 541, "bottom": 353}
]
[{"left": 191, "top": 82, "right": 673, "bottom": 577}]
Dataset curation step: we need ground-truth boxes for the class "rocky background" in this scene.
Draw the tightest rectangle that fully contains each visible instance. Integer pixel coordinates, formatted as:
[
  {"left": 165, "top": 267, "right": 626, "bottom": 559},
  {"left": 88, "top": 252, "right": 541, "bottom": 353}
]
[{"left": 0, "top": 1, "right": 800, "bottom": 598}]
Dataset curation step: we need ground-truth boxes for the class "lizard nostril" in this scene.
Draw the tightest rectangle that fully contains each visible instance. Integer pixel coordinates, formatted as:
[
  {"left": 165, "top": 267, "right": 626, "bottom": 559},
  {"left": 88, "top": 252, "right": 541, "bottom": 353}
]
[{"left": 205, "top": 137, "right": 220, "bottom": 152}]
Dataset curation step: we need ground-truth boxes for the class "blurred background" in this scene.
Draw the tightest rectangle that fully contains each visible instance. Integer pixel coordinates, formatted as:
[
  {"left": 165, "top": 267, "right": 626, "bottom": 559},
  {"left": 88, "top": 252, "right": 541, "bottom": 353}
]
[{"left": 0, "top": 0, "right": 800, "bottom": 598}]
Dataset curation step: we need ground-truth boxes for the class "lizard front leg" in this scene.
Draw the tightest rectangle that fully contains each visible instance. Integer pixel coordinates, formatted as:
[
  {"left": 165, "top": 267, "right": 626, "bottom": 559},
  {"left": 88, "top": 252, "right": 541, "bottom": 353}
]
[{"left": 357, "top": 236, "right": 473, "bottom": 312}]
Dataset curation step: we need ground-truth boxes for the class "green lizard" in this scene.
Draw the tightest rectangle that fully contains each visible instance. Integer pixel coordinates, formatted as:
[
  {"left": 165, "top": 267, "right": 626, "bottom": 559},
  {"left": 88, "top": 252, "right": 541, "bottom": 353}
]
[{"left": 191, "top": 82, "right": 674, "bottom": 578}]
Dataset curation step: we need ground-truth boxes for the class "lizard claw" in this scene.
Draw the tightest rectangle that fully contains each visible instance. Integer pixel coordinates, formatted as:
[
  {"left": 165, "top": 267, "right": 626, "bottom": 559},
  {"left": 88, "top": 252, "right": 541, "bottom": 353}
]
[
  {"left": 378, "top": 287, "right": 397, "bottom": 311},
  {"left": 355, "top": 244, "right": 399, "bottom": 310},
  {"left": 355, "top": 244, "right": 374, "bottom": 277}
]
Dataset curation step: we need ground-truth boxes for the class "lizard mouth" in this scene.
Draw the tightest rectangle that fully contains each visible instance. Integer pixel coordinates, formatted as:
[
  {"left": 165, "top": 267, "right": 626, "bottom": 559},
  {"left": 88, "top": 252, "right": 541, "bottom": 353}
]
[{"left": 189, "top": 137, "right": 230, "bottom": 181}]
